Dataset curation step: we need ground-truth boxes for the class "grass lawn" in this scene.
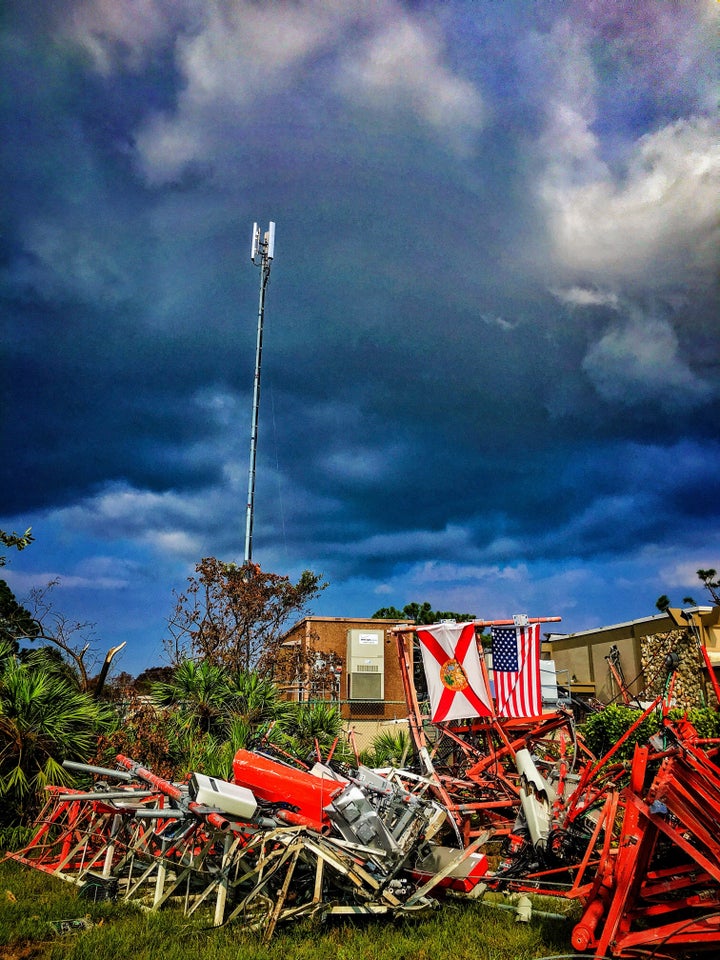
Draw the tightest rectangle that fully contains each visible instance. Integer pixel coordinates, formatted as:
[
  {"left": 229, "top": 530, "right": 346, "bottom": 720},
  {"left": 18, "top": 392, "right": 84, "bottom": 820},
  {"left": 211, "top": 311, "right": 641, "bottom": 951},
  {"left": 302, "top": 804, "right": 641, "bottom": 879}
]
[{"left": 0, "top": 856, "right": 580, "bottom": 960}]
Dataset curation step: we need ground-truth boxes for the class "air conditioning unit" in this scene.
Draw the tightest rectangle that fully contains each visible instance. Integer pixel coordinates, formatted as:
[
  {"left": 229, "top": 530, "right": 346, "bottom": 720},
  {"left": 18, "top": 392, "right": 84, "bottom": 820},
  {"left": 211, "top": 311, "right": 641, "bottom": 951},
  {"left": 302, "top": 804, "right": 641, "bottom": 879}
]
[{"left": 347, "top": 629, "right": 385, "bottom": 700}]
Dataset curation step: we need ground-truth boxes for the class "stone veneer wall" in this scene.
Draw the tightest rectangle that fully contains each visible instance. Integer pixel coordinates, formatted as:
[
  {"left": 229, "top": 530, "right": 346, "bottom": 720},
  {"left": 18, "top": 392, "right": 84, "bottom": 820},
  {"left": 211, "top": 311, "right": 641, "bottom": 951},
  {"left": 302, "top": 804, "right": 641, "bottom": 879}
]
[{"left": 640, "top": 628, "right": 718, "bottom": 709}]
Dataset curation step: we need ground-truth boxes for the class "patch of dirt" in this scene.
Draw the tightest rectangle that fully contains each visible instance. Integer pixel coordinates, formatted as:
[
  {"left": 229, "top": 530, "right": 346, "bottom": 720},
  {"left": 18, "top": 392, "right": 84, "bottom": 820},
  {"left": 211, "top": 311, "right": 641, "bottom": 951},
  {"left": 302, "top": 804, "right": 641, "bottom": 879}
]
[{"left": 0, "top": 941, "right": 53, "bottom": 960}]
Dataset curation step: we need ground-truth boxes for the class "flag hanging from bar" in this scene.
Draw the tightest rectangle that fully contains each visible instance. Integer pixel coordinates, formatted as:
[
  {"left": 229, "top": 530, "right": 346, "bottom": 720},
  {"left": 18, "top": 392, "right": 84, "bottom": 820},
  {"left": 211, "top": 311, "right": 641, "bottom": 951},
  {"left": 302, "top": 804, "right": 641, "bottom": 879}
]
[
  {"left": 491, "top": 622, "right": 542, "bottom": 718},
  {"left": 416, "top": 621, "right": 493, "bottom": 723}
]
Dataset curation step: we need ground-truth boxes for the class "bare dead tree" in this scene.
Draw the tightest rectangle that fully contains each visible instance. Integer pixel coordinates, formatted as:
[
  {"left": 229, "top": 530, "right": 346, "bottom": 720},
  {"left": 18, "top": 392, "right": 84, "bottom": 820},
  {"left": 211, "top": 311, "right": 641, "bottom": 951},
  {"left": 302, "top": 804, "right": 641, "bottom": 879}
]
[{"left": 26, "top": 580, "right": 110, "bottom": 692}]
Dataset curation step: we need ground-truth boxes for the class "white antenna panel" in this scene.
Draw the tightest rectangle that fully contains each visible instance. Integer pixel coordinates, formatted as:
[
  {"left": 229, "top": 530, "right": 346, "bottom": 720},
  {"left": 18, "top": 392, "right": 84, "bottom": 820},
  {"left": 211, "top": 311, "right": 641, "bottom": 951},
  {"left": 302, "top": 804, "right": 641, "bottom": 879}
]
[
  {"left": 250, "top": 222, "right": 259, "bottom": 261},
  {"left": 265, "top": 221, "right": 276, "bottom": 260}
]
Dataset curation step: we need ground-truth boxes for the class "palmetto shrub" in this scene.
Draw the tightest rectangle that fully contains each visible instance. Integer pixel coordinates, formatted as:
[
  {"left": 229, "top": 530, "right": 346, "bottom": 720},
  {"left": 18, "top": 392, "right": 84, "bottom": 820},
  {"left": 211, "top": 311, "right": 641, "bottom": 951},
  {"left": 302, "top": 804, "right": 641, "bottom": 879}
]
[
  {"left": 276, "top": 700, "right": 352, "bottom": 765},
  {"left": 0, "top": 642, "right": 115, "bottom": 824},
  {"left": 362, "top": 729, "right": 412, "bottom": 768}
]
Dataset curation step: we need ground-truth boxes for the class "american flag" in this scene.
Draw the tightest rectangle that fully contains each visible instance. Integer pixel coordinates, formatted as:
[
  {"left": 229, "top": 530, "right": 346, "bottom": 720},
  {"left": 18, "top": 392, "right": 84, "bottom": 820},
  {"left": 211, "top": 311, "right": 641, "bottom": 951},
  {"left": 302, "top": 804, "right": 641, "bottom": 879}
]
[{"left": 491, "top": 622, "right": 542, "bottom": 718}]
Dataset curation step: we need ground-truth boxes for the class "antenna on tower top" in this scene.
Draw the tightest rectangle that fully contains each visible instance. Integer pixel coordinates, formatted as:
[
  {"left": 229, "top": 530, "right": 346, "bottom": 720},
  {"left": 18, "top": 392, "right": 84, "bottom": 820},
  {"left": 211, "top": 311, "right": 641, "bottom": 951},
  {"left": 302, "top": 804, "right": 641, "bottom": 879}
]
[{"left": 245, "top": 221, "right": 276, "bottom": 565}]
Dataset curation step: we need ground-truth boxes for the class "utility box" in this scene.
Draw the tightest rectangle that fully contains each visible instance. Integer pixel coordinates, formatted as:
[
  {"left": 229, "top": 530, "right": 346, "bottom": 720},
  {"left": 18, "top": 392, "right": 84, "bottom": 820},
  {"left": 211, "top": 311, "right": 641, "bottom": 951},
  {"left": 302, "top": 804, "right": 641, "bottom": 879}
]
[
  {"left": 189, "top": 772, "right": 258, "bottom": 820},
  {"left": 347, "top": 628, "right": 385, "bottom": 700}
]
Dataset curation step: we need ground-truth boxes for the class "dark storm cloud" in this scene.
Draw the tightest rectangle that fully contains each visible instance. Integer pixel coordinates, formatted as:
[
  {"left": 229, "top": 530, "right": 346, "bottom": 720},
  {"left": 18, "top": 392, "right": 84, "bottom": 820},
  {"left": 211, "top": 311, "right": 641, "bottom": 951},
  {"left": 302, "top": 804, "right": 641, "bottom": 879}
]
[{"left": 1, "top": 1, "right": 718, "bottom": 672}]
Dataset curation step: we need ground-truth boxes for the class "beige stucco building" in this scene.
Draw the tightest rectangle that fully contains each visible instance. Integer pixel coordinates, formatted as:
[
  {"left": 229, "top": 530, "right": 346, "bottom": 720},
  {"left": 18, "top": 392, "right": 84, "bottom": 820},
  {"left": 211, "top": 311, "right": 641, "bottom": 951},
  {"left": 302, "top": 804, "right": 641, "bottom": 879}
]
[{"left": 547, "top": 606, "right": 720, "bottom": 708}]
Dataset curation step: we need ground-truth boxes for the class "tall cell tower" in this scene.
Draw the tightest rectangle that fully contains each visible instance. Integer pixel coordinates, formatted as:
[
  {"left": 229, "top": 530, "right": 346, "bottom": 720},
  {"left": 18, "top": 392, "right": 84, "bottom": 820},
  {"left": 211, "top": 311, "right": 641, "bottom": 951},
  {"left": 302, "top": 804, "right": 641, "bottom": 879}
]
[{"left": 244, "top": 221, "right": 275, "bottom": 564}]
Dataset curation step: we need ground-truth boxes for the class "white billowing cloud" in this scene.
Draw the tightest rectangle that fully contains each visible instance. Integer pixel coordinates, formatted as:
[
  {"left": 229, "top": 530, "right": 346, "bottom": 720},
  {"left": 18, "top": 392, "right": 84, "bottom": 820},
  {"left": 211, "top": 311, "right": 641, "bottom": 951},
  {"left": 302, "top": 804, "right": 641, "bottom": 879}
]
[
  {"left": 173, "top": 1, "right": 343, "bottom": 105},
  {"left": 362, "top": 559, "right": 589, "bottom": 626},
  {"left": 192, "top": 388, "right": 243, "bottom": 427},
  {"left": 58, "top": 483, "right": 209, "bottom": 556},
  {"left": 136, "top": 116, "right": 206, "bottom": 184},
  {"left": 336, "top": 16, "right": 484, "bottom": 141},
  {"left": 73, "top": 555, "right": 138, "bottom": 581},
  {"left": 131, "top": 1, "right": 347, "bottom": 181},
  {"left": 363, "top": 559, "right": 533, "bottom": 619},
  {"left": 5, "top": 568, "right": 130, "bottom": 592},
  {"left": 338, "top": 524, "right": 472, "bottom": 560},
  {"left": 323, "top": 448, "right": 392, "bottom": 483},
  {"left": 535, "top": 20, "right": 602, "bottom": 175},
  {"left": 484, "top": 537, "right": 524, "bottom": 559},
  {"left": 533, "top": 16, "right": 719, "bottom": 288},
  {"left": 413, "top": 560, "right": 528, "bottom": 585},
  {"left": 319, "top": 431, "right": 414, "bottom": 485},
  {"left": 582, "top": 312, "right": 713, "bottom": 407},
  {"left": 373, "top": 582, "right": 394, "bottom": 596},
  {"left": 660, "top": 557, "right": 720, "bottom": 596},
  {"left": 542, "top": 115, "right": 720, "bottom": 285},
  {"left": 552, "top": 287, "right": 619, "bottom": 309},
  {"left": 153, "top": 530, "right": 203, "bottom": 555},
  {"left": 479, "top": 313, "right": 515, "bottom": 330},
  {"left": 62, "top": 0, "right": 181, "bottom": 74},
  {"left": 535, "top": 29, "right": 718, "bottom": 408},
  {"left": 132, "top": 0, "right": 483, "bottom": 181},
  {"left": 13, "top": 219, "right": 131, "bottom": 306}
]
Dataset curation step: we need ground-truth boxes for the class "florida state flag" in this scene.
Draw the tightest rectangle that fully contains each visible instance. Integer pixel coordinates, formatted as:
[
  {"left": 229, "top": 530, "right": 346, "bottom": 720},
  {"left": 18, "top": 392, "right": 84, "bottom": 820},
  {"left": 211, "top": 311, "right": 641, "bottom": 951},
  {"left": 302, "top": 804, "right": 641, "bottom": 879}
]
[{"left": 416, "top": 622, "right": 493, "bottom": 723}]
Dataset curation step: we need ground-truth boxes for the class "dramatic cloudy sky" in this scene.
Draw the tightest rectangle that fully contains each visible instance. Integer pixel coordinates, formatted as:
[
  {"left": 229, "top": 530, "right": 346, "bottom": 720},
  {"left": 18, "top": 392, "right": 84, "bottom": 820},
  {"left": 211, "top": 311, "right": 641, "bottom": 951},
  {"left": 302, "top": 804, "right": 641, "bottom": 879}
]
[{"left": 2, "top": 0, "right": 719, "bottom": 675}]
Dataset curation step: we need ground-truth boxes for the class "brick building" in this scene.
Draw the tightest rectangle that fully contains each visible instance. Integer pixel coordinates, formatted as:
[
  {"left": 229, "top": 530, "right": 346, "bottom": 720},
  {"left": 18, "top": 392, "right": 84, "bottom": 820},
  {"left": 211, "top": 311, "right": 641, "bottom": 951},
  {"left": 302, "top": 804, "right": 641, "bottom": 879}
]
[{"left": 277, "top": 617, "right": 414, "bottom": 739}]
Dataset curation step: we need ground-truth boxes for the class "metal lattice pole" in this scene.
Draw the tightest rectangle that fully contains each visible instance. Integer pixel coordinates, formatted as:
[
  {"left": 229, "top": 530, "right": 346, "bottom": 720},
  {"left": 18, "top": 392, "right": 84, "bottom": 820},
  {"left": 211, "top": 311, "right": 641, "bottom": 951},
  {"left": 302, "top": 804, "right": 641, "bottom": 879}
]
[{"left": 245, "top": 221, "right": 275, "bottom": 564}]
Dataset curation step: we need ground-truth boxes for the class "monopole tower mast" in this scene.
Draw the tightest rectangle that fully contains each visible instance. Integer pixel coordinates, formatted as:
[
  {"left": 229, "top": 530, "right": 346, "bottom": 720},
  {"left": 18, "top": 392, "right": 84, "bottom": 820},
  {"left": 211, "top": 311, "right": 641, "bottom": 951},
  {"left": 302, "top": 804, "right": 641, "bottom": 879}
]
[{"left": 245, "top": 221, "right": 275, "bottom": 564}]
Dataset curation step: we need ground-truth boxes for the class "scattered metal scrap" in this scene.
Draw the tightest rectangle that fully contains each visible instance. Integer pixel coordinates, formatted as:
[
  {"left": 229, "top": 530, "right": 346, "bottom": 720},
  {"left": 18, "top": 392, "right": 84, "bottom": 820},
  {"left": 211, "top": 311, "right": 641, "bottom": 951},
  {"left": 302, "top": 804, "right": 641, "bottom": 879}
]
[
  {"left": 9, "top": 617, "right": 720, "bottom": 956},
  {"left": 570, "top": 718, "right": 720, "bottom": 956},
  {"left": 8, "top": 750, "right": 488, "bottom": 940},
  {"left": 392, "top": 622, "right": 720, "bottom": 956},
  {"left": 466, "top": 708, "right": 720, "bottom": 956}
]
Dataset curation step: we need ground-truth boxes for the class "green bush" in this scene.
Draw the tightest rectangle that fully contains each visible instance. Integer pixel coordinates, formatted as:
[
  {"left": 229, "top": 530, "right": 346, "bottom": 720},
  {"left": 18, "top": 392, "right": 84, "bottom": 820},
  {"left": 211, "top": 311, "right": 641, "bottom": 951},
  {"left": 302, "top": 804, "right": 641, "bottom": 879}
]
[
  {"left": 92, "top": 670, "right": 355, "bottom": 785},
  {"left": 667, "top": 705, "right": 720, "bottom": 739},
  {"left": 581, "top": 704, "right": 660, "bottom": 763},
  {"left": 581, "top": 703, "right": 720, "bottom": 764}
]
